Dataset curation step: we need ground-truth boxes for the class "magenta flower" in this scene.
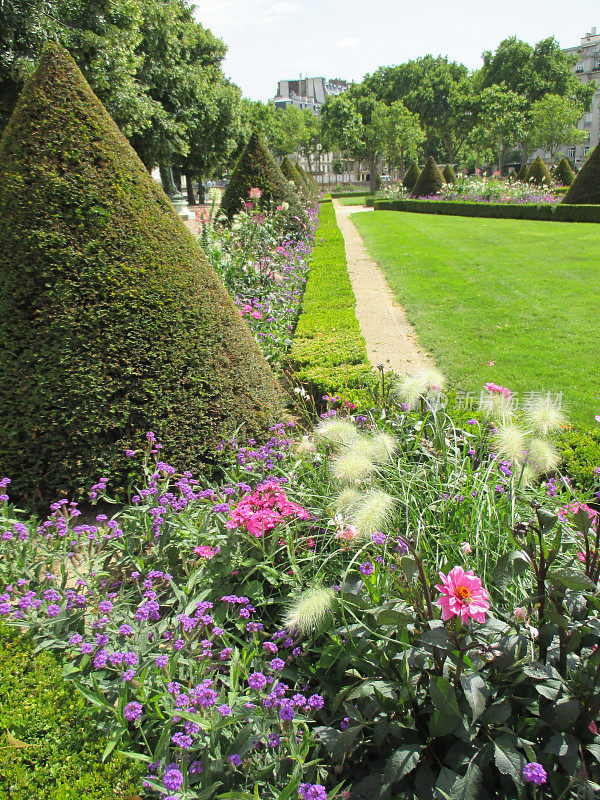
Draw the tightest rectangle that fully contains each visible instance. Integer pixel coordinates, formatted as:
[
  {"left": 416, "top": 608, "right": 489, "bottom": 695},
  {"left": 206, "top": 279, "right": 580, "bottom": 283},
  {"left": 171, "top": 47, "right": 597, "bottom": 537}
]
[
  {"left": 435, "top": 566, "right": 490, "bottom": 623},
  {"left": 523, "top": 762, "right": 547, "bottom": 785}
]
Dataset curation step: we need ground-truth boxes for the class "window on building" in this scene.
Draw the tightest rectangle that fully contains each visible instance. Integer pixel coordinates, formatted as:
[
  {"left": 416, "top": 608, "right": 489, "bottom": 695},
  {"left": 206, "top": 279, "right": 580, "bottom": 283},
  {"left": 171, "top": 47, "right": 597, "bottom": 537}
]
[
  {"left": 595, "top": 60, "right": 600, "bottom": 70},
  {"left": 576, "top": 63, "right": 584, "bottom": 73},
  {"left": 583, "top": 146, "right": 590, "bottom": 156},
  {"left": 569, "top": 147, "right": 576, "bottom": 158}
]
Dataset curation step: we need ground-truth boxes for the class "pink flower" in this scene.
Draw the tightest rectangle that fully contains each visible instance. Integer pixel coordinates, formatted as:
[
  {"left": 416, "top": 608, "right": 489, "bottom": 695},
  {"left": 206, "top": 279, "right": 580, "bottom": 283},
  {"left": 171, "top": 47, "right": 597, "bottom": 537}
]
[
  {"left": 249, "top": 187, "right": 262, "bottom": 200},
  {"left": 334, "top": 525, "right": 359, "bottom": 544},
  {"left": 460, "top": 542, "right": 472, "bottom": 555},
  {"left": 193, "top": 545, "right": 218, "bottom": 560},
  {"left": 589, "top": 721, "right": 598, "bottom": 735},
  {"left": 557, "top": 502, "right": 598, "bottom": 522},
  {"left": 250, "top": 310, "right": 262, "bottom": 320},
  {"left": 485, "top": 382, "right": 511, "bottom": 398},
  {"left": 240, "top": 304, "right": 252, "bottom": 316},
  {"left": 514, "top": 606, "right": 527, "bottom": 621},
  {"left": 194, "top": 208, "right": 210, "bottom": 223},
  {"left": 435, "top": 566, "right": 490, "bottom": 623},
  {"left": 595, "top": 415, "right": 600, "bottom": 423}
]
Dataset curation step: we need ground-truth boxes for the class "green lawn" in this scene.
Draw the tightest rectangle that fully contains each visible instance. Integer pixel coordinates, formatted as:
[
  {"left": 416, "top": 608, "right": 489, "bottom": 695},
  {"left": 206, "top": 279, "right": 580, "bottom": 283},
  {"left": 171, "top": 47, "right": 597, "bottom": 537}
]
[
  {"left": 337, "top": 195, "right": 368, "bottom": 205},
  {"left": 352, "top": 211, "right": 600, "bottom": 425}
]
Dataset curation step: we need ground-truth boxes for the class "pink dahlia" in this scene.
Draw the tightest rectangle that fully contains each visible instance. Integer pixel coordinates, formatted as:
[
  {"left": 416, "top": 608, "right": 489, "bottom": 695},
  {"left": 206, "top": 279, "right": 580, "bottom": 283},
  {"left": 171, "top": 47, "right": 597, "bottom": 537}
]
[{"left": 435, "top": 566, "right": 490, "bottom": 623}]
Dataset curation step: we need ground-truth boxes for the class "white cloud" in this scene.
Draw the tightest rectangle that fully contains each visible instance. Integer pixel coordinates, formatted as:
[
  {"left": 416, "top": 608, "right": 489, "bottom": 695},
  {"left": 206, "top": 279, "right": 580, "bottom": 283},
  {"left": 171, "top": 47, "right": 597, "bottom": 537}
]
[
  {"left": 337, "top": 37, "right": 359, "bottom": 47},
  {"left": 194, "top": 0, "right": 299, "bottom": 29}
]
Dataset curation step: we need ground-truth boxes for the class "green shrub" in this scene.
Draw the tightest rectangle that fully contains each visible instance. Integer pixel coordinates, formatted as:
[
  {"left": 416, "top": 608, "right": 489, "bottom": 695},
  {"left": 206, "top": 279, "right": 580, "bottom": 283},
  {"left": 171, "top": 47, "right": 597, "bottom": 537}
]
[
  {"left": 517, "top": 162, "right": 528, "bottom": 181},
  {"left": 372, "top": 198, "right": 600, "bottom": 223},
  {"left": 402, "top": 162, "right": 420, "bottom": 191},
  {"left": 281, "top": 155, "right": 309, "bottom": 197},
  {"left": 221, "top": 131, "right": 304, "bottom": 221},
  {"left": 562, "top": 142, "right": 600, "bottom": 204},
  {"left": 411, "top": 156, "right": 444, "bottom": 197},
  {"left": 0, "top": 625, "right": 143, "bottom": 799},
  {"left": 291, "top": 202, "right": 372, "bottom": 396},
  {"left": 557, "top": 426, "right": 600, "bottom": 490},
  {"left": 0, "top": 44, "right": 284, "bottom": 506},
  {"left": 525, "top": 155, "right": 553, "bottom": 186},
  {"left": 298, "top": 163, "right": 319, "bottom": 194},
  {"left": 442, "top": 163, "right": 456, "bottom": 184}
]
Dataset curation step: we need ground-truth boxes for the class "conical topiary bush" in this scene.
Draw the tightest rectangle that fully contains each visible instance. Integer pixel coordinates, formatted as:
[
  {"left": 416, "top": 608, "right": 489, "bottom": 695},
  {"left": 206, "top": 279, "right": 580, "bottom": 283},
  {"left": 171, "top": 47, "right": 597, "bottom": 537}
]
[
  {"left": 403, "top": 163, "right": 420, "bottom": 191},
  {"left": 280, "top": 155, "right": 308, "bottom": 197},
  {"left": 0, "top": 44, "right": 285, "bottom": 504},
  {"left": 562, "top": 144, "right": 600, "bottom": 203},
  {"left": 525, "top": 156, "right": 552, "bottom": 186},
  {"left": 517, "top": 162, "right": 528, "bottom": 181},
  {"left": 411, "top": 156, "right": 444, "bottom": 197},
  {"left": 221, "top": 131, "right": 304, "bottom": 221},
  {"left": 554, "top": 157, "right": 575, "bottom": 187},
  {"left": 301, "top": 165, "right": 319, "bottom": 194},
  {"left": 442, "top": 164, "right": 456, "bottom": 184}
]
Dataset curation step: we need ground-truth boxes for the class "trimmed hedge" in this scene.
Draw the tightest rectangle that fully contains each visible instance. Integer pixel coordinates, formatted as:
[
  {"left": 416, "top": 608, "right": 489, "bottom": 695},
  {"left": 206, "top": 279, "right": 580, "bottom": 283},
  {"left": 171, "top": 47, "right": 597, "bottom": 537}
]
[
  {"left": 330, "top": 188, "right": 368, "bottom": 198},
  {"left": 221, "top": 131, "right": 304, "bottom": 221},
  {"left": 280, "top": 154, "right": 307, "bottom": 196},
  {"left": 403, "top": 163, "right": 421, "bottom": 191},
  {"left": 554, "top": 157, "right": 575, "bottom": 187},
  {"left": 291, "top": 201, "right": 371, "bottom": 395},
  {"left": 525, "top": 156, "right": 553, "bottom": 186},
  {"left": 0, "top": 44, "right": 284, "bottom": 505},
  {"left": 411, "top": 156, "right": 444, "bottom": 197},
  {"left": 442, "top": 164, "right": 457, "bottom": 184},
  {"left": 298, "top": 164, "right": 319, "bottom": 194},
  {"left": 0, "top": 625, "right": 143, "bottom": 799},
  {"left": 517, "top": 162, "right": 528, "bottom": 181},
  {"left": 557, "top": 427, "right": 600, "bottom": 491},
  {"left": 563, "top": 141, "right": 600, "bottom": 204},
  {"left": 372, "top": 198, "right": 600, "bottom": 223}
]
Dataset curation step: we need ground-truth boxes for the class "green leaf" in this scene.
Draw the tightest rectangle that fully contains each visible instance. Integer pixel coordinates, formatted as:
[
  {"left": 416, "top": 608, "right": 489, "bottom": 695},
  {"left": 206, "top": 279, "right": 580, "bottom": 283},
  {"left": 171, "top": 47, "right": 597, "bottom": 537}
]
[
  {"left": 449, "top": 761, "right": 483, "bottom": 800},
  {"left": 548, "top": 567, "right": 597, "bottom": 592},
  {"left": 494, "top": 734, "right": 524, "bottom": 784},
  {"left": 460, "top": 674, "right": 488, "bottom": 722},
  {"left": 102, "top": 725, "right": 126, "bottom": 762},
  {"left": 384, "top": 744, "right": 421, "bottom": 782},
  {"left": 431, "top": 677, "right": 460, "bottom": 718}
]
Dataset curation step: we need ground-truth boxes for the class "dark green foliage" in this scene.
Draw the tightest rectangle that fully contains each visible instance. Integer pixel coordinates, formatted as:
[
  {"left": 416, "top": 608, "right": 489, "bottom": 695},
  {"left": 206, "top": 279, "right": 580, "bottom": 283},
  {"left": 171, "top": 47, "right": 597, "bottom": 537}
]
[
  {"left": 0, "top": 44, "right": 284, "bottom": 505},
  {"left": 221, "top": 130, "right": 304, "bottom": 220},
  {"left": 558, "top": 426, "right": 600, "bottom": 490},
  {"left": 507, "top": 167, "right": 517, "bottom": 182},
  {"left": 562, "top": 142, "right": 600, "bottom": 204},
  {"left": 291, "top": 201, "right": 371, "bottom": 396},
  {"left": 403, "top": 162, "right": 421, "bottom": 191},
  {"left": 280, "top": 155, "right": 308, "bottom": 197},
  {"left": 411, "top": 156, "right": 444, "bottom": 196},
  {"left": 554, "top": 157, "right": 574, "bottom": 186},
  {"left": 442, "top": 163, "right": 456, "bottom": 184},
  {"left": 297, "top": 163, "right": 318, "bottom": 194},
  {"left": 525, "top": 155, "right": 552, "bottom": 185},
  {"left": 0, "top": 625, "right": 143, "bottom": 799},
  {"left": 373, "top": 198, "right": 600, "bottom": 223},
  {"left": 517, "top": 162, "right": 528, "bottom": 181}
]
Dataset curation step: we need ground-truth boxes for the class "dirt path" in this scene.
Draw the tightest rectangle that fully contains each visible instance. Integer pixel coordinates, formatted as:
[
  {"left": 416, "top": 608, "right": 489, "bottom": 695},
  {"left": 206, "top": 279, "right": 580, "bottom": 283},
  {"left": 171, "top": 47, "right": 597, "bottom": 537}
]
[{"left": 333, "top": 200, "right": 433, "bottom": 374}]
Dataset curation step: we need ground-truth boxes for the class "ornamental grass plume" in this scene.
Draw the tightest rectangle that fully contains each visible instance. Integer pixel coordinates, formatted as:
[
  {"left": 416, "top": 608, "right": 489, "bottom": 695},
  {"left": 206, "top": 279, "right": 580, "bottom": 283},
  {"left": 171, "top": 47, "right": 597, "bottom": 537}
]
[
  {"left": 493, "top": 424, "right": 527, "bottom": 465},
  {"left": 525, "top": 394, "right": 566, "bottom": 435},
  {"left": 283, "top": 587, "right": 335, "bottom": 635},
  {"left": 329, "top": 450, "right": 375, "bottom": 484},
  {"left": 315, "top": 419, "right": 360, "bottom": 446},
  {"left": 332, "top": 487, "right": 363, "bottom": 514},
  {"left": 352, "top": 490, "right": 397, "bottom": 537},
  {"left": 528, "top": 438, "right": 561, "bottom": 473},
  {"left": 435, "top": 566, "right": 490, "bottom": 623},
  {"left": 479, "top": 384, "right": 515, "bottom": 424},
  {"left": 396, "top": 368, "right": 446, "bottom": 409},
  {"left": 353, "top": 432, "right": 399, "bottom": 465}
]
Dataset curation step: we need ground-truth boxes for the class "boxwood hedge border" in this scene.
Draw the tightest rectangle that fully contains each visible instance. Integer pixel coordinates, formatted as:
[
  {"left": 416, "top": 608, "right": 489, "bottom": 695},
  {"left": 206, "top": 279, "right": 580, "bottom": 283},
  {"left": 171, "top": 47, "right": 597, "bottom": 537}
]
[{"left": 372, "top": 199, "right": 600, "bottom": 223}]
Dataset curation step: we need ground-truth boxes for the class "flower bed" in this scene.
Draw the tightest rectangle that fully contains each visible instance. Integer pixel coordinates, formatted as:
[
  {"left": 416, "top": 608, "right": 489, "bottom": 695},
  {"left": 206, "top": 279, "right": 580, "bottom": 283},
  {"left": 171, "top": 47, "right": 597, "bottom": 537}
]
[
  {"left": 373, "top": 198, "right": 600, "bottom": 223},
  {"left": 2, "top": 375, "right": 600, "bottom": 798}
]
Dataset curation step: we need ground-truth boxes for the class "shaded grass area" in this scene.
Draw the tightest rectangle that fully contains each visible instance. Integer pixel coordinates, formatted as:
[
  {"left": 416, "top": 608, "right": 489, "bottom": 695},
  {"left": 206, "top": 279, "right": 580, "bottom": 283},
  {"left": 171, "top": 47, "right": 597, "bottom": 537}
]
[
  {"left": 0, "top": 625, "right": 143, "bottom": 800},
  {"left": 352, "top": 210, "right": 600, "bottom": 425},
  {"left": 336, "top": 195, "right": 368, "bottom": 206}
]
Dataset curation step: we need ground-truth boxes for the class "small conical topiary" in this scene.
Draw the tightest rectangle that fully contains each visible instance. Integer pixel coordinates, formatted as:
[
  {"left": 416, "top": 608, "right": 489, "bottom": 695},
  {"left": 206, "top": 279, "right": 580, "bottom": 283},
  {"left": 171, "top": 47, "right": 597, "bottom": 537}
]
[
  {"left": 525, "top": 156, "right": 553, "bottom": 186},
  {"left": 442, "top": 164, "right": 456, "bottom": 184},
  {"left": 554, "top": 157, "right": 575, "bottom": 187},
  {"left": 304, "top": 166, "right": 320, "bottom": 194},
  {"left": 507, "top": 167, "right": 517, "bottom": 182},
  {"left": 517, "top": 162, "right": 528, "bottom": 181},
  {"left": 280, "top": 155, "right": 308, "bottom": 197},
  {"left": 403, "top": 162, "right": 421, "bottom": 191},
  {"left": 561, "top": 145, "right": 600, "bottom": 203},
  {"left": 411, "top": 156, "right": 444, "bottom": 197},
  {"left": 0, "top": 44, "right": 284, "bottom": 504},
  {"left": 221, "top": 131, "right": 304, "bottom": 221},
  {"left": 296, "top": 162, "right": 316, "bottom": 194}
]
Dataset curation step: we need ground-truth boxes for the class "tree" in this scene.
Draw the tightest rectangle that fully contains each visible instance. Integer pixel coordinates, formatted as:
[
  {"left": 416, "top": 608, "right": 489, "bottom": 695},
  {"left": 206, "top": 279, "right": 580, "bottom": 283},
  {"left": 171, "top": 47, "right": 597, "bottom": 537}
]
[
  {"left": 469, "top": 84, "right": 527, "bottom": 173},
  {"left": 371, "top": 100, "right": 425, "bottom": 178},
  {"left": 526, "top": 94, "right": 589, "bottom": 159},
  {"left": 0, "top": 44, "right": 283, "bottom": 504}
]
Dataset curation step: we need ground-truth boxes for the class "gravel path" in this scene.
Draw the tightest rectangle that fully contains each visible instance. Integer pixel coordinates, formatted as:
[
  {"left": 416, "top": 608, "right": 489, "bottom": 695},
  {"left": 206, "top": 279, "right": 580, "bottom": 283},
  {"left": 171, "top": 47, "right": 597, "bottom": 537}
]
[{"left": 333, "top": 200, "right": 433, "bottom": 374}]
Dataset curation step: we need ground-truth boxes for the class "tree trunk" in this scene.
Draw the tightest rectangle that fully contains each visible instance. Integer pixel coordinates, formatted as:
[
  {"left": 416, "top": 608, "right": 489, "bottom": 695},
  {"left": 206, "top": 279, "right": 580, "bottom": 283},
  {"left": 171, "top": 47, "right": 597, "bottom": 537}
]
[
  {"left": 197, "top": 175, "right": 205, "bottom": 204},
  {"left": 185, "top": 171, "right": 196, "bottom": 205},
  {"left": 499, "top": 142, "right": 505, "bottom": 176},
  {"left": 399, "top": 152, "right": 405, "bottom": 180},
  {"left": 172, "top": 165, "right": 182, "bottom": 194},
  {"left": 159, "top": 162, "right": 177, "bottom": 196},
  {"left": 369, "top": 152, "right": 378, "bottom": 194}
]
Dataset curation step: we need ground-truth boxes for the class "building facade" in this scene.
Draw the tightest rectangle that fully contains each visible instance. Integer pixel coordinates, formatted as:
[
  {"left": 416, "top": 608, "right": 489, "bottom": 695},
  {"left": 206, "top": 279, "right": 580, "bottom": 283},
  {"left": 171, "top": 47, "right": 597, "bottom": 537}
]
[
  {"left": 562, "top": 27, "right": 600, "bottom": 165},
  {"left": 273, "top": 76, "right": 348, "bottom": 114}
]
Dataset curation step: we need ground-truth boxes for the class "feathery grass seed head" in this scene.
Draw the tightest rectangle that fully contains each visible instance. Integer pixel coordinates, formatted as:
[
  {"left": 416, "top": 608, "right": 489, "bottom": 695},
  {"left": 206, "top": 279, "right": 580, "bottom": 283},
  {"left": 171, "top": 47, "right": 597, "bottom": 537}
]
[
  {"left": 525, "top": 395, "right": 566, "bottom": 435},
  {"left": 315, "top": 419, "right": 360, "bottom": 446},
  {"left": 528, "top": 438, "right": 561, "bottom": 473},
  {"left": 283, "top": 587, "right": 335, "bottom": 634},
  {"left": 352, "top": 490, "right": 397, "bottom": 537},
  {"left": 333, "top": 488, "right": 364, "bottom": 514},
  {"left": 329, "top": 450, "right": 375, "bottom": 484},
  {"left": 493, "top": 424, "right": 527, "bottom": 464},
  {"left": 395, "top": 368, "right": 446, "bottom": 409}
]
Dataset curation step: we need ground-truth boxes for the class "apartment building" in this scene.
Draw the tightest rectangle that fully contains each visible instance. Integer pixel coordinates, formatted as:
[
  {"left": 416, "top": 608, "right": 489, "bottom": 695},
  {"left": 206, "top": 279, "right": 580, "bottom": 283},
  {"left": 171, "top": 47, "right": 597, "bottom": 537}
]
[{"left": 563, "top": 27, "right": 600, "bottom": 165}]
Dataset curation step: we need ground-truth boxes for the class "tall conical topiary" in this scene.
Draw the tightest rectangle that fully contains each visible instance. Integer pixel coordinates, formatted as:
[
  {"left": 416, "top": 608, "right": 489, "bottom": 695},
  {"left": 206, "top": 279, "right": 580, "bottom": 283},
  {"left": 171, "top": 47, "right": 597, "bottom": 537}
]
[
  {"left": 403, "top": 163, "right": 421, "bottom": 191},
  {"left": 554, "top": 156, "right": 575, "bottom": 187},
  {"left": 0, "top": 44, "right": 285, "bottom": 504},
  {"left": 442, "top": 163, "right": 456, "bottom": 184},
  {"left": 221, "top": 131, "right": 304, "bottom": 221},
  {"left": 280, "top": 155, "right": 308, "bottom": 197},
  {"left": 525, "top": 156, "right": 552, "bottom": 186},
  {"left": 297, "top": 163, "right": 318, "bottom": 194},
  {"left": 562, "top": 144, "right": 600, "bottom": 203},
  {"left": 411, "top": 156, "right": 444, "bottom": 197},
  {"left": 517, "top": 162, "right": 528, "bottom": 181}
]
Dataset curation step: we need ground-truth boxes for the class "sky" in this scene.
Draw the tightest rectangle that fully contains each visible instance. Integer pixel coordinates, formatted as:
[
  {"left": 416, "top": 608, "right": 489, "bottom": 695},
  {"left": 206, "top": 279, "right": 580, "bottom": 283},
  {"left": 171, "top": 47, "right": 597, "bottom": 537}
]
[{"left": 192, "top": 0, "right": 597, "bottom": 101}]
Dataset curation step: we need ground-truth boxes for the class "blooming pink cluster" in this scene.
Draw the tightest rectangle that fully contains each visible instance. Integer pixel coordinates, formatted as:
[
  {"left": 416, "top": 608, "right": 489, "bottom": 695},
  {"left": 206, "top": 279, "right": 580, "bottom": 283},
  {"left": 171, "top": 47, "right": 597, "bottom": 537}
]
[
  {"left": 240, "top": 302, "right": 262, "bottom": 320},
  {"left": 435, "top": 566, "right": 490, "bottom": 623},
  {"left": 226, "top": 480, "right": 310, "bottom": 538},
  {"left": 557, "top": 502, "right": 598, "bottom": 522},
  {"left": 485, "top": 382, "right": 511, "bottom": 398}
]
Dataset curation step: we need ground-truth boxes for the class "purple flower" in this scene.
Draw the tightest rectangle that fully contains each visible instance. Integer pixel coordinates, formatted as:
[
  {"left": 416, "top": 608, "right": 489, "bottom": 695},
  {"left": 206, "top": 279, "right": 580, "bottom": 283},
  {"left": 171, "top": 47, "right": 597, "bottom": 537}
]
[
  {"left": 46, "top": 603, "right": 60, "bottom": 617},
  {"left": 299, "top": 784, "right": 327, "bottom": 800},
  {"left": 172, "top": 732, "right": 193, "bottom": 749},
  {"left": 124, "top": 701, "right": 142, "bottom": 721},
  {"left": 279, "top": 703, "right": 295, "bottom": 721},
  {"left": 359, "top": 561, "right": 374, "bottom": 577},
  {"left": 155, "top": 654, "right": 168, "bottom": 668},
  {"left": 248, "top": 671, "right": 267, "bottom": 690},
  {"left": 307, "top": 694, "right": 324, "bottom": 709},
  {"left": 523, "top": 762, "right": 547, "bottom": 786},
  {"left": 229, "top": 754, "right": 242, "bottom": 766},
  {"left": 163, "top": 765, "right": 184, "bottom": 791},
  {"left": 270, "top": 657, "right": 285, "bottom": 671},
  {"left": 217, "top": 704, "right": 232, "bottom": 716}
]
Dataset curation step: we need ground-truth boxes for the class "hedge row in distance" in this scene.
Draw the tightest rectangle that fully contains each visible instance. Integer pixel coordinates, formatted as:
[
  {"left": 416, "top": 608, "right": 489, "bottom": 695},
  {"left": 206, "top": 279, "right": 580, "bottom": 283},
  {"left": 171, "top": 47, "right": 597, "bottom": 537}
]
[
  {"left": 0, "top": 44, "right": 284, "bottom": 505},
  {"left": 290, "top": 201, "right": 371, "bottom": 395},
  {"left": 372, "top": 198, "right": 600, "bottom": 223}
]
